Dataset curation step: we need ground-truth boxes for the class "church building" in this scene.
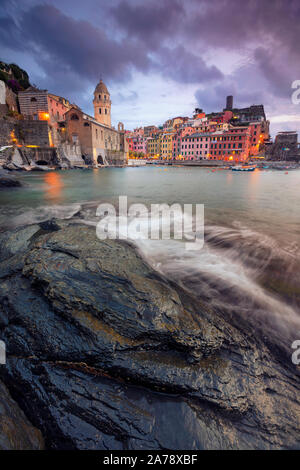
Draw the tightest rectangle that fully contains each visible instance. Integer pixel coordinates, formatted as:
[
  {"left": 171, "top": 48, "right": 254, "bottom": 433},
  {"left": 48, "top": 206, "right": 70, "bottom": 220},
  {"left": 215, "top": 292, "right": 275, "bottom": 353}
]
[{"left": 64, "top": 80, "right": 127, "bottom": 165}]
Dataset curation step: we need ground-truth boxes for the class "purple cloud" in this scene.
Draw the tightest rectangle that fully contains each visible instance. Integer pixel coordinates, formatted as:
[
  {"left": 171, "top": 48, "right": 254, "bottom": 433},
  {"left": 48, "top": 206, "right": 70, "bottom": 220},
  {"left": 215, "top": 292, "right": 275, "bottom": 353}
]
[{"left": 0, "top": 0, "right": 300, "bottom": 130}]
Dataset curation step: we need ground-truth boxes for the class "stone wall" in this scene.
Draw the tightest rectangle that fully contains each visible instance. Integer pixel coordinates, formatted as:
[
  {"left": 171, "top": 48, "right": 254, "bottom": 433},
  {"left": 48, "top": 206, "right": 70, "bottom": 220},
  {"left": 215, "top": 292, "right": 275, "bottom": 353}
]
[
  {"left": 32, "top": 148, "right": 58, "bottom": 165},
  {"left": 0, "top": 119, "right": 50, "bottom": 146},
  {"left": 58, "top": 142, "right": 85, "bottom": 166},
  {"left": 0, "top": 121, "right": 14, "bottom": 145},
  {"left": 18, "top": 121, "right": 50, "bottom": 146},
  {"left": 106, "top": 149, "right": 127, "bottom": 166}
]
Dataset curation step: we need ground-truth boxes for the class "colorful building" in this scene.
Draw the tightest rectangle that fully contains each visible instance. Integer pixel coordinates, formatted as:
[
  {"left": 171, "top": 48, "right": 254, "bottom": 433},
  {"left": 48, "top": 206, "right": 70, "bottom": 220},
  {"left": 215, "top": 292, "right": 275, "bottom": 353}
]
[
  {"left": 180, "top": 133, "right": 210, "bottom": 160},
  {"left": 18, "top": 87, "right": 74, "bottom": 146},
  {"left": 160, "top": 131, "right": 175, "bottom": 159},
  {"left": 209, "top": 126, "right": 251, "bottom": 161},
  {"left": 147, "top": 133, "right": 161, "bottom": 157},
  {"left": 127, "top": 135, "right": 148, "bottom": 156},
  {"left": 127, "top": 95, "right": 269, "bottom": 163},
  {"left": 18, "top": 87, "right": 72, "bottom": 126},
  {"left": 248, "top": 121, "right": 269, "bottom": 156},
  {"left": 143, "top": 125, "right": 158, "bottom": 137}
]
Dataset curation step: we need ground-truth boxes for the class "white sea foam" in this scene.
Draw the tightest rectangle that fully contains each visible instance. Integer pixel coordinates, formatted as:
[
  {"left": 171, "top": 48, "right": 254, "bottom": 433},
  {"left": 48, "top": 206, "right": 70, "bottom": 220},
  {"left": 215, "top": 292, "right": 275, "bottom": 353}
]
[
  {"left": 129, "top": 222, "right": 300, "bottom": 342},
  {"left": 11, "top": 203, "right": 82, "bottom": 227}
]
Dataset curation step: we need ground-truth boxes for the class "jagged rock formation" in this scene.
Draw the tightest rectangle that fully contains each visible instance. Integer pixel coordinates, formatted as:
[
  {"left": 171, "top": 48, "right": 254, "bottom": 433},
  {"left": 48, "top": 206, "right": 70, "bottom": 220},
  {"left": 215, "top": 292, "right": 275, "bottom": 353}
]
[
  {"left": 0, "top": 221, "right": 299, "bottom": 449},
  {"left": 0, "top": 380, "right": 44, "bottom": 449},
  {"left": 0, "top": 169, "right": 22, "bottom": 187},
  {"left": 0, "top": 145, "right": 87, "bottom": 170}
]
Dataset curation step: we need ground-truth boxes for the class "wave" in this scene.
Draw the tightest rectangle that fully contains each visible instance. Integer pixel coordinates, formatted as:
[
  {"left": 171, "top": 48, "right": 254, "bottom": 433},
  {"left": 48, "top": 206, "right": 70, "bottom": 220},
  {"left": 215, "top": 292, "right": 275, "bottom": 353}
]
[
  {"left": 5, "top": 203, "right": 82, "bottom": 229},
  {"left": 5, "top": 201, "right": 300, "bottom": 351},
  {"left": 132, "top": 223, "right": 300, "bottom": 354}
]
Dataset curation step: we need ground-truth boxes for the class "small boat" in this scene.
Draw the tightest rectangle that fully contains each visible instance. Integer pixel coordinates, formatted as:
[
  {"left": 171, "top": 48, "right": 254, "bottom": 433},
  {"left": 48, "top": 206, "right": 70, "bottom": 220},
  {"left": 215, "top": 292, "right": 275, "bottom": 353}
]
[{"left": 231, "top": 165, "right": 256, "bottom": 172}]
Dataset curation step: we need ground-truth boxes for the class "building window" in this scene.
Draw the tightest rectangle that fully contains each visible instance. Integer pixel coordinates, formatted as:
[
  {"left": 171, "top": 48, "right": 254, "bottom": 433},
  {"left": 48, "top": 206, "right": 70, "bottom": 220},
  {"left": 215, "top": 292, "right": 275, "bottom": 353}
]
[
  {"left": 72, "top": 134, "right": 78, "bottom": 143},
  {"left": 99, "top": 108, "right": 101, "bottom": 114},
  {"left": 105, "top": 109, "right": 107, "bottom": 114},
  {"left": 30, "top": 97, "right": 37, "bottom": 102},
  {"left": 70, "top": 113, "right": 79, "bottom": 120},
  {"left": 84, "top": 122, "right": 90, "bottom": 127}
]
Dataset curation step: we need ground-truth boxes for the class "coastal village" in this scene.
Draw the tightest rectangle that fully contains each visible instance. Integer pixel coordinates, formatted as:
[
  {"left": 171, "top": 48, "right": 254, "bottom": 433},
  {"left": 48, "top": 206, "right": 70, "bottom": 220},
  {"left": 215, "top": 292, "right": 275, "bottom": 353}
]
[
  {"left": 0, "top": 62, "right": 128, "bottom": 170},
  {"left": 126, "top": 96, "right": 300, "bottom": 165},
  {"left": 0, "top": 61, "right": 300, "bottom": 172}
]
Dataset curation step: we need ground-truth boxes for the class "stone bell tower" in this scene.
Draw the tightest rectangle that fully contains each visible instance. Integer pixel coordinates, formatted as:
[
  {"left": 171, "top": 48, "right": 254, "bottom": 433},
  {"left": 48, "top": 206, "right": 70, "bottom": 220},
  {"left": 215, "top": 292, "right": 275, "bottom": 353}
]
[{"left": 93, "top": 79, "right": 111, "bottom": 127}]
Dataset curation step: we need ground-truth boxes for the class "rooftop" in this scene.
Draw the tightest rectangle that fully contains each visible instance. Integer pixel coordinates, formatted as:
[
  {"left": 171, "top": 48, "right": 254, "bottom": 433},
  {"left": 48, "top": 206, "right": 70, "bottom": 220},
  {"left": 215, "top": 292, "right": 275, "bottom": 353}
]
[{"left": 94, "top": 80, "right": 109, "bottom": 94}]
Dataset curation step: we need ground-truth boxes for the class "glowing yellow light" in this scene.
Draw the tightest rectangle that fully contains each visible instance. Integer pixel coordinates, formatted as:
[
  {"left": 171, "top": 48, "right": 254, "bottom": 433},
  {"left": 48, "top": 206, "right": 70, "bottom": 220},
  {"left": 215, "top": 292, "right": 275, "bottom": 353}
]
[
  {"left": 48, "top": 130, "right": 54, "bottom": 147},
  {"left": 10, "top": 130, "right": 18, "bottom": 144},
  {"left": 39, "top": 112, "right": 50, "bottom": 121}
]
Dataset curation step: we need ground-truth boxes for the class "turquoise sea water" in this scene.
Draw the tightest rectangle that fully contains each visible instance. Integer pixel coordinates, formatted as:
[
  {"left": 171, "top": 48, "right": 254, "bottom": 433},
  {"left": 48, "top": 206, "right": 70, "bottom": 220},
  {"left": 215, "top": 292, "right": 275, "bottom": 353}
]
[
  {"left": 0, "top": 166, "right": 299, "bottom": 244},
  {"left": 1, "top": 166, "right": 300, "bottom": 347}
]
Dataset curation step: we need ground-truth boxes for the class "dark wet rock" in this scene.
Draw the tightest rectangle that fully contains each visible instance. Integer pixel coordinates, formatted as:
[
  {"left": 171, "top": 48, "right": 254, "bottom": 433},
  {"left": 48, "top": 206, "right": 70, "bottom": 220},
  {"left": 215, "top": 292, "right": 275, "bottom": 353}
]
[
  {"left": 0, "top": 222, "right": 299, "bottom": 449},
  {"left": 0, "top": 176, "right": 22, "bottom": 187},
  {"left": 2, "top": 358, "right": 255, "bottom": 450},
  {"left": 39, "top": 218, "right": 62, "bottom": 232},
  {"left": 0, "top": 224, "right": 40, "bottom": 262},
  {"left": 2, "top": 163, "right": 17, "bottom": 171},
  {"left": 0, "top": 379, "right": 44, "bottom": 450},
  {"left": 30, "top": 165, "right": 52, "bottom": 171}
]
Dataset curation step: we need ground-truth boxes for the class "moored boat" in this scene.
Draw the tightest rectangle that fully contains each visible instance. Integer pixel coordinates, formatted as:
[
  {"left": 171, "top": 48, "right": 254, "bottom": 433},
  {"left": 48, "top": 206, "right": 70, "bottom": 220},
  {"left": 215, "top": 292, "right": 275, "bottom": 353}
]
[{"left": 232, "top": 165, "right": 256, "bottom": 172}]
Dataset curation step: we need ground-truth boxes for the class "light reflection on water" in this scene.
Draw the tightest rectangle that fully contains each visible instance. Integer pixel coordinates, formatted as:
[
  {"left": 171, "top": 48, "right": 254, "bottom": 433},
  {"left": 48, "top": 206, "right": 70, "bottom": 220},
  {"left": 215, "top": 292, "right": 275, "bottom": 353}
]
[
  {"left": 0, "top": 167, "right": 300, "bottom": 348},
  {"left": 44, "top": 171, "right": 64, "bottom": 203},
  {"left": 0, "top": 166, "right": 299, "bottom": 245}
]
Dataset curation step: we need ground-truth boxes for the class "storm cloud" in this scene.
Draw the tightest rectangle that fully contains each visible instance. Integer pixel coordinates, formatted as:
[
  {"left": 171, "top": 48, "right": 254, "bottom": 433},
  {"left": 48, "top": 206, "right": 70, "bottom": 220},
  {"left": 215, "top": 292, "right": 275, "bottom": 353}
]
[{"left": 0, "top": 0, "right": 299, "bottom": 131}]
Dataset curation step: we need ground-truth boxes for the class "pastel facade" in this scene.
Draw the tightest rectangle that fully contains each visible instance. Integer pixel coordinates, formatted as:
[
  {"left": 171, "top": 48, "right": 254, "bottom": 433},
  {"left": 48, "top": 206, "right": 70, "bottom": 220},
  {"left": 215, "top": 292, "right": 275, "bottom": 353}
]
[
  {"left": 129, "top": 95, "right": 269, "bottom": 163},
  {"left": 160, "top": 132, "right": 175, "bottom": 159},
  {"left": 127, "top": 135, "right": 148, "bottom": 155},
  {"left": 48, "top": 93, "right": 71, "bottom": 124},
  {"left": 209, "top": 127, "right": 251, "bottom": 161},
  {"left": 249, "top": 121, "right": 269, "bottom": 156},
  {"left": 180, "top": 133, "right": 210, "bottom": 160},
  {"left": 147, "top": 134, "right": 160, "bottom": 157}
]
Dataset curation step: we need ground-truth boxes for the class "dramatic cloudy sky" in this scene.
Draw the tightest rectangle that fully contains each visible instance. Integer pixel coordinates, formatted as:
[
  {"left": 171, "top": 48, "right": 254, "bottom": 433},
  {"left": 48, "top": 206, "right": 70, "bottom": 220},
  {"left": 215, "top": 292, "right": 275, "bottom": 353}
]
[{"left": 1, "top": 0, "right": 300, "bottom": 135}]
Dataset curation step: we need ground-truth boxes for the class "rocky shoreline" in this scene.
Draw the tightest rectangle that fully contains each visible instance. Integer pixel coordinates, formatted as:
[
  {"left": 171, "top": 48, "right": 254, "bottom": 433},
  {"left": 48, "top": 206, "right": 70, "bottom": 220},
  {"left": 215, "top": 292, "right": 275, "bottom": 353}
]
[{"left": 0, "top": 220, "right": 299, "bottom": 449}]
